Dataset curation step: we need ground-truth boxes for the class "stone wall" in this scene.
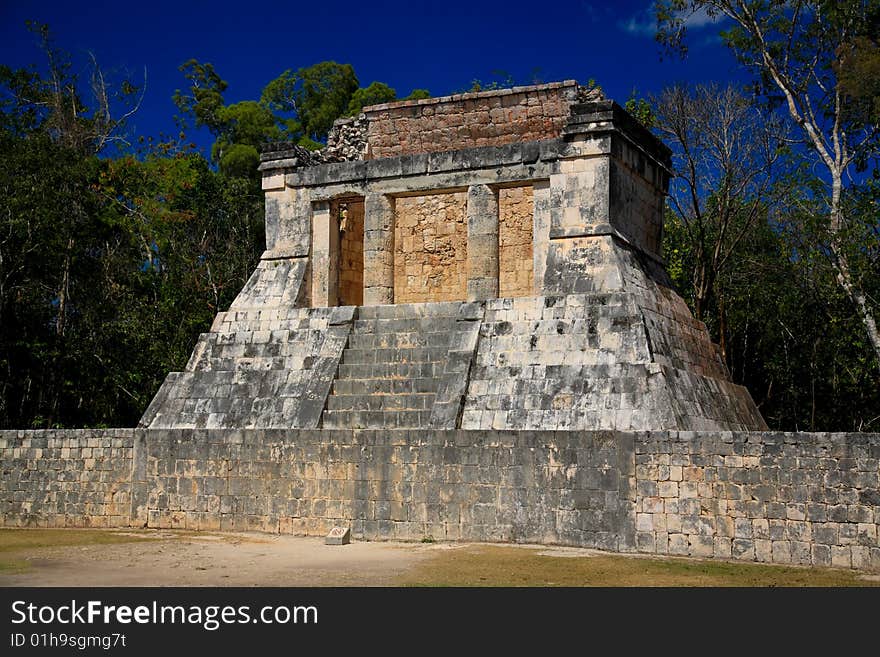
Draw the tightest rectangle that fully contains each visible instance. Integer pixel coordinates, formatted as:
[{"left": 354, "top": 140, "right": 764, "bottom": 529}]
[
  {"left": 394, "top": 192, "right": 468, "bottom": 303},
  {"left": 633, "top": 432, "right": 880, "bottom": 570},
  {"left": 0, "top": 429, "right": 134, "bottom": 528},
  {"left": 2, "top": 428, "right": 878, "bottom": 571},
  {"left": 131, "top": 429, "right": 633, "bottom": 546},
  {"left": 364, "top": 81, "right": 579, "bottom": 159},
  {"left": 498, "top": 186, "right": 535, "bottom": 298}
]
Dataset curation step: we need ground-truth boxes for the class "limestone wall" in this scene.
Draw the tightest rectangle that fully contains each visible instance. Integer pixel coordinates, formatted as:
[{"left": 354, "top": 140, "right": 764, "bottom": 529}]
[
  {"left": 393, "top": 192, "right": 468, "bottom": 303},
  {"left": 131, "top": 429, "right": 632, "bottom": 547},
  {"left": 498, "top": 186, "right": 535, "bottom": 298},
  {"left": 0, "top": 429, "right": 134, "bottom": 528},
  {"left": 364, "top": 81, "right": 578, "bottom": 159},
  {"left": 633, "top": 432, "right": 880, "bottom": 570},
  {"left": 2, "top": 428, "right": 878, "bottom": 571}
]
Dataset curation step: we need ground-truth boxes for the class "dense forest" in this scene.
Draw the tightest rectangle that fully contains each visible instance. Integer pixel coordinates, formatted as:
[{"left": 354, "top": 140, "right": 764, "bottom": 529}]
[{"left": 1, "top": 1, "right": 878, "bottom": 431}]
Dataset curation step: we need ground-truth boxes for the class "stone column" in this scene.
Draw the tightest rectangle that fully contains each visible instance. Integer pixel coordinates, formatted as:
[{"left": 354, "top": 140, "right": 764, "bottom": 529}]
[
  {"left": 363, "top": 193, "right": 394, "bottom": 305},
  {"left": 264, "top": 185, "right": 313, "bottom": 258},
  {"left": 532, "top": 180, "right": 551, "bottom": 294},
  {"left": 466, "top": 184, "right": 499, "bottom": 301},
  {"left": 310, "top": 201, "right": 339, "bottom": 307}
]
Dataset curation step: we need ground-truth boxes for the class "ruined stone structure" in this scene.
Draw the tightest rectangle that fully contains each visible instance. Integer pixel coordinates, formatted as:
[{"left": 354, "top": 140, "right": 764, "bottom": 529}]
[
  {"left": 141, "top": 81, "right": 765, "bottom": 434},
  {"left": 2, "top": 82, "right": 878, "bottom": 573}
]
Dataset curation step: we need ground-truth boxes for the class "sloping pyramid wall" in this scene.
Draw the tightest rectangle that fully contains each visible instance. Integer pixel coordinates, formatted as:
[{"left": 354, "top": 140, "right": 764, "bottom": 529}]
[
  {"left": 141, "top": 85, "right": 766, "bottom": 433},
  {"left": 142, "top": 234, "right": 765, "bottom": 432}
]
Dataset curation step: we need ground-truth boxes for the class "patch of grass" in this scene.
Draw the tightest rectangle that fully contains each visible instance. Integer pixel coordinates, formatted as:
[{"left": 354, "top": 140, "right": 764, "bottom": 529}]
[
  {"left": 398, "top": 545, "right": 880, "bottom": 587},
  {"left": 0, "top": 529, "right": 155, "bottom": 553},
  {"left": 0, "top": 528, "right": 157, "bottom": 574},
  {"left": 0, "top": 558, "right": 30, "bottom": 574}
]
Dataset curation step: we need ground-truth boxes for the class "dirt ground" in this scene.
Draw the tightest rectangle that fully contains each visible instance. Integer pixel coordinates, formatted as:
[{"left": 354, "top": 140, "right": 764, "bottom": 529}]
[
  {"left": 1, "top": 529, "right": 877, "bottom": 587},
  {"left": 0, "top": 530, "right": 440, "bottom": 586}
]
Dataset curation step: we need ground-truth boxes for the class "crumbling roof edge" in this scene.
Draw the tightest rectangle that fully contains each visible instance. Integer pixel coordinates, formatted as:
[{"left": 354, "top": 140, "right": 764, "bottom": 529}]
[{"left": 361, "top": 80, "right": 580, "bottom": 114}]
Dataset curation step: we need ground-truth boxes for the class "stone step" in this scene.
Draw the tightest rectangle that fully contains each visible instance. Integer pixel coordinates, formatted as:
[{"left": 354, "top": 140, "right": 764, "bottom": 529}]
[
  {"left": 341, "top": 346, "right": 451, "bottom": 365},
  {"left": 211, "top": 328, "right": 326, "bottom": 344},
  {"left": 352, "top": 316, "right": 458, "bottom": 334},
  {"left": 336, "top": 362, "right": 444, "bottom": 380},
  {"left": 208, "top": 343, "right": 302, "bottom": 358},
  {"left": 321, "top": 409, "right": 433, "bottom": 429},
  {"left": 346, "top": 330, "right": 454, "bottom": 350},
  {"left": 326, "top": 393, "right": 435, "bottom": 411},
  {"left": 357, "top": 301, "right": 462, "bottom": 320},
  {"left": 331, "top": 377, "right": 438, "bottom": 396}
]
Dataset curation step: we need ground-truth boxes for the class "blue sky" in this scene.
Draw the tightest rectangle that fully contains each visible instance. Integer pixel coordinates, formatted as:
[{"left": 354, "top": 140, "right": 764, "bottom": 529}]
[{"left": 0, "top": 1, "right": 747, "bottom": 155}]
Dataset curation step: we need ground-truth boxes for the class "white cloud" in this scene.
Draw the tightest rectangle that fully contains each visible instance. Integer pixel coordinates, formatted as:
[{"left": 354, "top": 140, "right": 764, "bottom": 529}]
[
  {"left": 618, "top": 15, "right": 655, "bottom": 36},
  {"left": 683, "top": 7, "right": 723, "bottom": 29},
  {"left": 618, "top": 3, "right": 724, "bottom": 38}
]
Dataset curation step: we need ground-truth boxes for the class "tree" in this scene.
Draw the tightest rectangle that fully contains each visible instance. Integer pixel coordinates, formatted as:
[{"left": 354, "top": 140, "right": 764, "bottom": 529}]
[
  {"left": 172, "top": 59, "right": 227, "bottom": 134},
  {"left": 664, "top": 184, "right": 880, "bottom": 431},
  {"left": 652, "top": 84, "right": 787, "bottom": 339},
  {"left": 405, "top": 89, "right": 431, "bottom": 101},
  {"left": 212, "top": 101, "right": 281, "bottom": 177},
  {"left": 0, "top": 22, "right": 144, "bottom": 155},
  {"left": 656, "top": 0, "right": 880, "bottom": 369},
  {"left": 260, "top": 61, "right": 359, "bottom": 143},
  {"left": 1, "top": 25, "right": 265, "bottom": 428},
  {"left": 347, "top": 81, "right": 397, "bottom": 115}
]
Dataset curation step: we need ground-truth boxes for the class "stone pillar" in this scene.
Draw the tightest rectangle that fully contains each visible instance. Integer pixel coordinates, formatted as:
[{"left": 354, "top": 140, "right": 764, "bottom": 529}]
[
  {"left": 310, "top": 201, "right": 339, "bottom": 307},
  {"left": 264, "top": 185, "right": 313, "bottom": 258},
  {"left": 548, "top": 158, "right": 611, "bottom": 239},
  {"left": 363, "top": 193, "right": 394, "bottom": 305},
  {"left": 532, "top": 180, "right": 551, "bottom": 293},
  {"left": 466, "top": 184, "right": 499, "bottom": 301}
]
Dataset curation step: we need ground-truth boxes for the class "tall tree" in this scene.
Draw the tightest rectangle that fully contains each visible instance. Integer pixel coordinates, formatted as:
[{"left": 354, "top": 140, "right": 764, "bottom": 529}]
[
  {"left": 652, "top": 84, "right": 786, "bottom": 334},
  {"left": 656, "top": 0, "right": 880, "bottom": 368},
  {"left": 260, "top": 61, "right": 359, "bottom": 145}
]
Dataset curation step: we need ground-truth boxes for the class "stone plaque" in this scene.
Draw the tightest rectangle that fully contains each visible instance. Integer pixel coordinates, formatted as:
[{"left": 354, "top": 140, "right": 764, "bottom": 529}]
[{"left": 325, "top": 526, "right": 351, "bottom": 545}]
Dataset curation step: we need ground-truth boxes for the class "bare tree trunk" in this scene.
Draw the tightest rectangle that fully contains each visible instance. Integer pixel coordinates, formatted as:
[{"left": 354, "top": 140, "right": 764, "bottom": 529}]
[
  {"left": 833, "top": 248, "right": 880, "bottom": 366},
  {"left": 56, "top": 237, "right": 73, "bottom": 337},
  {"left": 829, "top": 174, "right": 880, "bottom": 368}
]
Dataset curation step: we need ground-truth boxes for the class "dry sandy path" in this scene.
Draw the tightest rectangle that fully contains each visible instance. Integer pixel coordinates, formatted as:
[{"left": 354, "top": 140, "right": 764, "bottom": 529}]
[{"left": 0, "top": 532, "right": 452, "bottom": 587}]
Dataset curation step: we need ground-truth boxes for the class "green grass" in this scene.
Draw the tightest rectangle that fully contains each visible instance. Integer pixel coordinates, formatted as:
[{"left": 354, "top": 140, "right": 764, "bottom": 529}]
[
  {"left": 0, "top": 528, "right": 156, "bottom": 574},
  {"left": 398, "top": 545, "right": 880, "bottom": 587}
]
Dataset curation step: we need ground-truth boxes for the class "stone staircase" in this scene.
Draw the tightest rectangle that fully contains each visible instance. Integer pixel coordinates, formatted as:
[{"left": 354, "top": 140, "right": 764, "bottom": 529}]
[
  {"left": 140, "top": 305, "right": 354, "bottom": 429},
  {"left": 322, "top": 302, "right": 471, "bottom": 429}
]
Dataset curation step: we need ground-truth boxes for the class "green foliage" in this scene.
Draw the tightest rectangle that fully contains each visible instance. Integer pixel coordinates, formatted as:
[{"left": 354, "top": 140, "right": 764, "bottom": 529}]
[
  {"left": 260, "top": 62, "right": 359, "bottom": 142},
  {"left": 347, "top": 81, "right": 397, "bottom": 115},
  {"left": 462, "top": 70, "right": 517, "bottom": 93},
  {"left": 663, "top": 190, "right": 880, "bottom": 431},
  {"left": 404, "top": 89, "right": 431, "bottom": 101},
  {"left": 210, "top": 101, "right": 280, "bottom": 177},
  {"left": 173, "top": 59, "right": 228, "bottom": 134},
  {"left": 624, "top": 89, "right": 657, "bottom": 129},
  {"left": 0, "top": 34, "right": 264, "bottom": 428}
]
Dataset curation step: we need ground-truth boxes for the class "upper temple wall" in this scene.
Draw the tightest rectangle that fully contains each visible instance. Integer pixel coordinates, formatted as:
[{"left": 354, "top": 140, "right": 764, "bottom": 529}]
[
  {"left": 257, "top": 82, "right": 674, "bottom": 299},
  {"left": 362, "top": 81, "right": 580, "bottom": 159}
]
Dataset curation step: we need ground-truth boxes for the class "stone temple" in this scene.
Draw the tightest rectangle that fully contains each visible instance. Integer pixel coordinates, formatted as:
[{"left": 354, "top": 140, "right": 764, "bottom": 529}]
[
  {"left": 140, "top": 81, "right": 766, "bottom": 434},
  {"left": 6, "top": 82, "right": 878, "bottom": 572}
]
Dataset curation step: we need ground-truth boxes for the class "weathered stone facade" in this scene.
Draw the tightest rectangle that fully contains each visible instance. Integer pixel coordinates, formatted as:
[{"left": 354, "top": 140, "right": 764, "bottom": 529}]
[
  {"left": 3, "top": 428, "right": 879, "bottom": 571},
  {"left": 0, "top": 429, "right": 134, "bottom": 528},
  {"left": 5, "top": 81, "right": 876, "bottom": 573},
  {"left": 142, "top": 81, "right": 763, "bottom": 433},
  {"left": 393, "top": 192, "right": 468, "bottom": 303},
  {"left": 498, "top": 186, "right": 535, "bottom": 298}
]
